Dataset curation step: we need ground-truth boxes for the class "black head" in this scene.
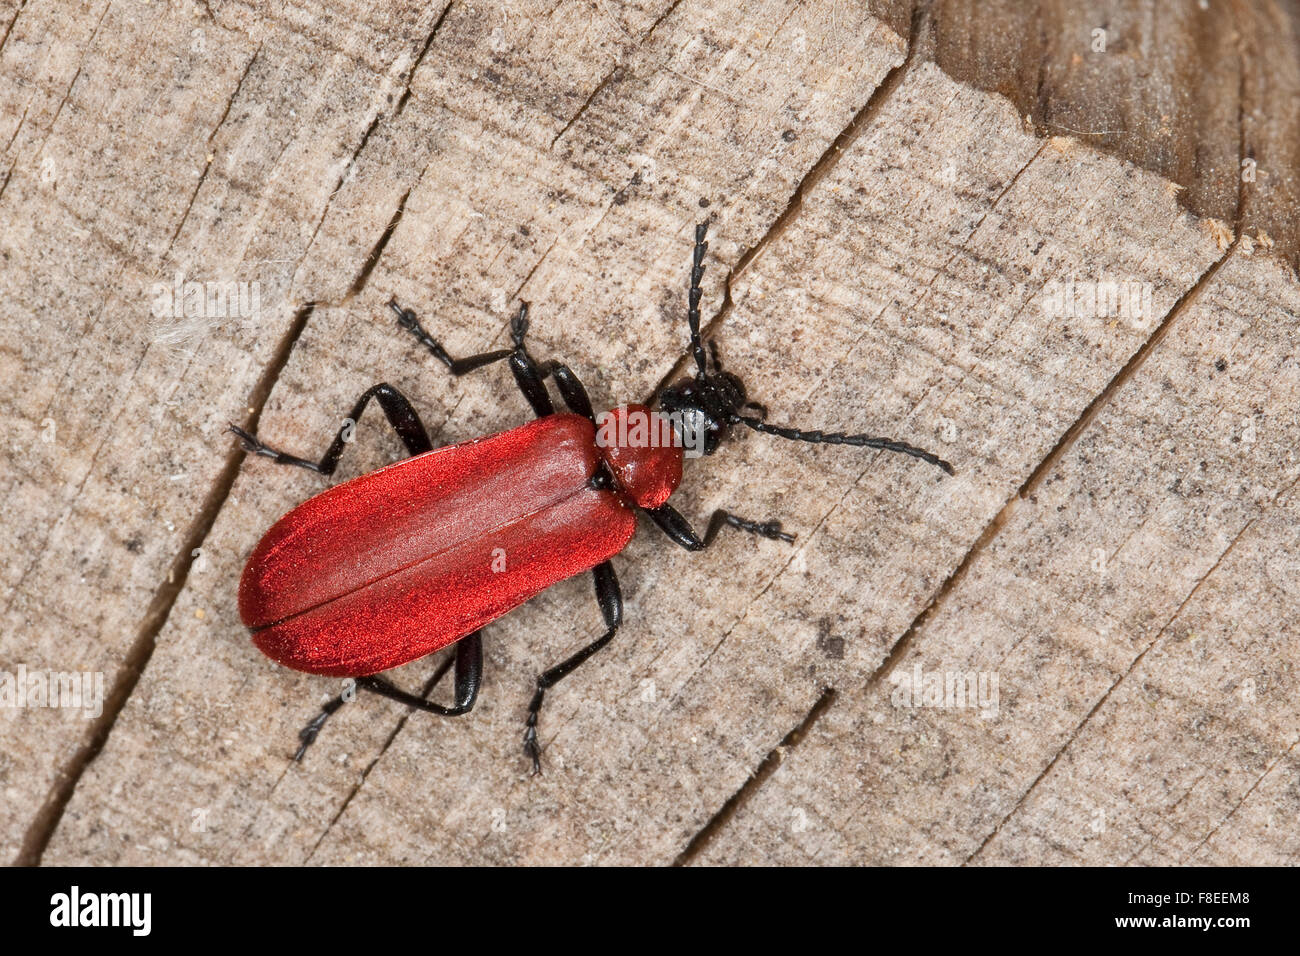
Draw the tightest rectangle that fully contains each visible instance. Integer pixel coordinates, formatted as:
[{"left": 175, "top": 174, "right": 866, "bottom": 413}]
[
  {"left": 655, "top": 221, "right": 955, "bottom": 474},
  {"left": 659, "top": 368, "right": 746, "bottom": 456}
]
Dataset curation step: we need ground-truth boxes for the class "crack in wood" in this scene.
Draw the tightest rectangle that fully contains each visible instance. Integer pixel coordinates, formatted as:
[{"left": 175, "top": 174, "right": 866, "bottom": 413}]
[
  {"left": 0, "top": 0, "right": 27, "bottom": 61},
  {"left": 14, "top": 302, "right": 317, "bottom": 866},
  {"left": 1184, "top": 735, "right": 1300, "bottom": 862},
  {"left": 649, "top": 2, "right": 928, "bottom": 403},
  {"left": 31, "top": 2, "right": 111, "bottom": 161},
  {"left": 651, "top": 134, "right": 1049, "bottom": 866},
  {"left": 302, "top": 654, "right": 458, "bottom": 863},
  {"left": 345, "top": 185, "right": 412, "bottom": 300},
  {"left": 672, "top": 688, "right": 836, "bottom": 866},
  {"left": 551, "top": 0, "right": 721, "bottom": 155},
  {"left": 298, "top": 2, "right": 455, "bottom": 271},
  {"left": 393, "top": 0, "right": 456, "bottom": 119},
  {"left": 550, "top": 66, "right": 620, "bottom": 151},
  {"left": 619, "top": 4, "right": 938, "bottom": 861},
  {"left": 866, "top": 240, "right": 1240, "bottom": 716},
  {"left": 964, "top": 506, "right": 1264, "bottom": 864},
  {"left": 751, "top": 235, "right": 1246, "bottom": 865},
  {"left": 162, "top": 43, "right": 262, "bottom": 265},
  {"left": 11, "top": 0, "right": 474, "bottom": 865},
  {"left": 1120, "top": 761, "right": 1215, "bottom": 865}
]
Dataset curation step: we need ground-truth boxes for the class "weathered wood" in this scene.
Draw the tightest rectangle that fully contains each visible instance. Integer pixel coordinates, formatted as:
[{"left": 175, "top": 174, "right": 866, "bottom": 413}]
[
  {"left": 0, "top": 0, "right": 460, "bottom": 861},
  {"left": 690, "top": 250, "right": 1300, "bottom": 865},
  {"left": 924, "top": 0, "right": 1300, "bottom": 269},
  {"left": 4, "top": 0, "right": 1297, "bottom": 868},
  {"left": 49, "top": 57, "right": 1237, "bottom": 866},
  {"left": 37, "top": 0, "right": 910, "bottom": 865}
]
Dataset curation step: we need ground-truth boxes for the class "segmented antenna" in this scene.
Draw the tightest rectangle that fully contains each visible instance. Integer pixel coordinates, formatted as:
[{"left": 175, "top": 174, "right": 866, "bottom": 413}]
[
  {"left": 688, "top": 222, "right": 709, "bottom": 376},
  {"left": 732, "top": 414, "right": 955, "bottom": 475}
]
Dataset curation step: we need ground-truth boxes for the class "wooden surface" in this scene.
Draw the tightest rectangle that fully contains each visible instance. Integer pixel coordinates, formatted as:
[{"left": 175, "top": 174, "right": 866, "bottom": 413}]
[
  {"left": 2, "top": 0, "right": 1296, "bottom": 866},
  {"left": 884, "top": 0, "right": 1300, "bottom": 269}
]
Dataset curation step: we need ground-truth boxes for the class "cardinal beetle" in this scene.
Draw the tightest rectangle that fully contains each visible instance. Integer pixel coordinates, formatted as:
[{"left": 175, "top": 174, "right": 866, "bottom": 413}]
[{"left": 231, "top": 222, "right": 954, "bottom": 774}]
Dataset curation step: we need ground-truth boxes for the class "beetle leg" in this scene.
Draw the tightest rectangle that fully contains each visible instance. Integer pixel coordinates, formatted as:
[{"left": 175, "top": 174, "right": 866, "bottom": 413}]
[
  {"left": 357, "top": 633, "right": 483, "bottom": 717},
  {"left": 292, "top": 635, "right": 481, "bottom": 761},
  {"left": 508, "top": 351, "right": 556, "bottom": 418},
  {"left": 537, "top": 360, "right": 595, "bottom": 423},
  {"left": 642, "top": 503, "right": 796, "bottom": 551},
  {"left": 391, "top": 299, "right": 559, "bottom": 419},
  {"left": 389, "top": 299, "right": 518, "bottom": 374},
  {"left": 294, "top": 692, "right": 351, "bottom": 761},
  {"left": 230, "top": 382, "right": 432, "bottom": 476},
  {"left": 523, "top": 561, "right": 622, "bottom": 775}
]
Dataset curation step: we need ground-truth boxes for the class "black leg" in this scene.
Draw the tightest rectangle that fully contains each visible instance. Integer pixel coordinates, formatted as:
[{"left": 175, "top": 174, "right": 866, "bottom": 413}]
[
  {"left": 508, "top": 350, "right": 556, "bottom": 419},
  {"left": 523, "top": 561, "right": 621, "bottom": 775},
  {"left": 389, "top": 298, "right": 520, "bottom": 375},
  {"left": 643, "top": 502, "right": 795, "bottom": 552},
  {"left": 391, "top": 299, "right": 556, "bottom": 419},
  {"left": 294, "top": 633, "right": 483, "bottom": 761},
  {"left": 537, "top": 360, "right": 595, "bottom": 422},
  {"left": 230, "top": 382, "right": 432, "bottom": 475}
]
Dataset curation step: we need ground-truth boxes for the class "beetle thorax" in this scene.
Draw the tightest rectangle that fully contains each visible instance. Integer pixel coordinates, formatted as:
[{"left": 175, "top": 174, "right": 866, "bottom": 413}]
[{"left": 594, "top": 404, "right": 684, "bottom": 509}]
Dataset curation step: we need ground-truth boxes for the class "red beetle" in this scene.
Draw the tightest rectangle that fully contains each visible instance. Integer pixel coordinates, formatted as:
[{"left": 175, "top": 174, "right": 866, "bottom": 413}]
[{"left": 231, "top": 223, "right": 953, "bottom": 773}]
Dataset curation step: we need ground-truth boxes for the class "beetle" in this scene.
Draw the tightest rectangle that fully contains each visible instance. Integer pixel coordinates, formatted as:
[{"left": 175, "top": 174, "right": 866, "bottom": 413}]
[{"left": 231, "top": 222, "right": 953, "bottom": 774}]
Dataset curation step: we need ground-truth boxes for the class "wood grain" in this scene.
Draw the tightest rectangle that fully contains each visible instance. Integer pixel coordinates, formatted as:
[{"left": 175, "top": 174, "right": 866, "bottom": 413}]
[
  {"left": 921, "top": 0, "right": 1300, "bottom": 268},
  {"left": 35, "top": 0, "right": 910, "bottom": 865},
  {"left": 1, "top": 0, "right": 1295, "bottom": 867},
  {"left": 690, "top": 251, "right": 1300, "bottom": 865}
]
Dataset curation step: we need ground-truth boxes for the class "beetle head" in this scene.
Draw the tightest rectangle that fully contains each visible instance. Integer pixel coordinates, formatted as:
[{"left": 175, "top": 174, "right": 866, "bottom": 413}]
[{"left": 658, "top": 367, "right": 746, "bottom": 456}]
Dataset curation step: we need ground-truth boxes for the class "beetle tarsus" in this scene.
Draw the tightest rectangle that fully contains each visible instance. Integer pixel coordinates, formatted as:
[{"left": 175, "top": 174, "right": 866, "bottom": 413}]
[
  {"left": 391, "top": 297, "right": 530, "bottom": 380},
  {"left": 753, "top": 520, "right": 795, "bottom": 543},
  {"left": 229, "top": 423, "right": 325, "bottom": 473},
  {"left": 228, "top": 422, "right": 265, "bottom": 454},
  {"left": 523, "top": 723, "right": 543, "bottom": 776},
  {"left": 294, "top": 695, "right": 348, "bottom": 762},
  {"left": 709, "top": 511, "right": 797, "bottom": 545},
  {"left": 510, "top": 302, "right": 530, "bottom": 349},
  {"left": 294, "top": 719, "right": 325, "bottom": 762}
]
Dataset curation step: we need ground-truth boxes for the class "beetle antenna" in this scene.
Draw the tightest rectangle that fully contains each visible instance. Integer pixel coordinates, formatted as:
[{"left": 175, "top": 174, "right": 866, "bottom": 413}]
[
  {"left": 687, "top": 222, "right": 710, "bottom": 377},
  {"left": 731, "top": 414, "right": 955, "bottom": 475}
]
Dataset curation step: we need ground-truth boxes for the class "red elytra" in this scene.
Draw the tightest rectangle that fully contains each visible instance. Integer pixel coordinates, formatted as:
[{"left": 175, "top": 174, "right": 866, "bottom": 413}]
[{"left": 239, "top": 404, "right": 681, "bottom": 677}]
